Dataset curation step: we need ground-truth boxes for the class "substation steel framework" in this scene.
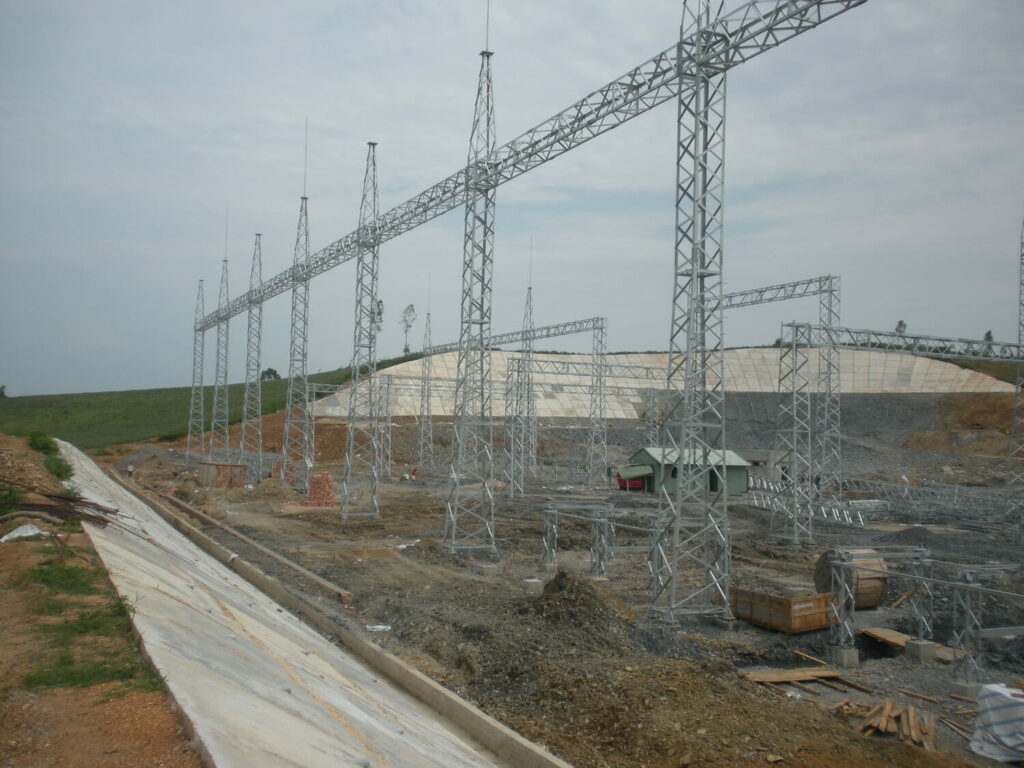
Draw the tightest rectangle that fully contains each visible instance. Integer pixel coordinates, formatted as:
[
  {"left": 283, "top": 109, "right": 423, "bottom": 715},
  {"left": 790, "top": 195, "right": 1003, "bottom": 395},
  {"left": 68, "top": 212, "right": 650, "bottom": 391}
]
[
  {"left": 341, "top": 143, "right": 384, "bottom": 518},
  {"left": 281, "top": 197, "right": 313, "bottom": 491},
  {"left": 239, "top": 234, "right": 264, "bottom": 483},
  {"left": 719, "top": 275, "right": 842, "bottom": 542},
  {"left": 210, "top": 259, "right": 231, "bottom": 460},
  {"left": 193, "top": 1, "right": 868, "bottom": 337},
  {"left": 447, "top": 50, "right": 498, "bottom": 554},
  {"left": 188, "top": 0, "right": 869, "bottom": 610},
  {"left": 185, "top": 280, "right": 205, "bottom": 465}
]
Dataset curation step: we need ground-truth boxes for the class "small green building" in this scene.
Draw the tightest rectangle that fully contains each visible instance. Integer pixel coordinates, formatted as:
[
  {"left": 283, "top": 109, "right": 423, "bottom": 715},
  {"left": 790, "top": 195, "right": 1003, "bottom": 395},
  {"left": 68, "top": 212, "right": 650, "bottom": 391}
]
[{"left": 619, "top": 447, "right": 750, "bottom": 495}]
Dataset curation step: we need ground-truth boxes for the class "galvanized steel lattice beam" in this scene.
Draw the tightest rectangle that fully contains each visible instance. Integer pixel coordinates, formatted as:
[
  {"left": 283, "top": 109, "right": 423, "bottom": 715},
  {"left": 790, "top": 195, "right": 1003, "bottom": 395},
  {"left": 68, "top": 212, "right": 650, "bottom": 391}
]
[
  {"left": 210, "top": 259, "right": 231, "bottom": 460},
  {"left": 281, "top": 197, "right": 313, "bottom": 491},
  {"left": 240, "top": 234, "right": 264, "bottom": 483},
  {"left": 185, "top": 280, "right": 206, "bottom": 465}
]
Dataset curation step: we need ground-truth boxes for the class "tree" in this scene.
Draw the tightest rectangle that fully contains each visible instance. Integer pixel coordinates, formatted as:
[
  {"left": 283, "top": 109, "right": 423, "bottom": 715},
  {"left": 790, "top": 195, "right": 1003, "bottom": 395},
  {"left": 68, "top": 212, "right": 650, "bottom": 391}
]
[
  {"left": 0, "top": 385, "right": 6, "bottom": 399},
  {"left": 400, "top": 304, "right": 417, "bottom": 355},
  {"left": 260, "top": 367, "right": 281, "bottom": 381},
  {"left": 983, "top": 330, "right": 994, "bottom": 342},
  {"left": 895, "top": 320, "right": 907, "bottom": 334}
]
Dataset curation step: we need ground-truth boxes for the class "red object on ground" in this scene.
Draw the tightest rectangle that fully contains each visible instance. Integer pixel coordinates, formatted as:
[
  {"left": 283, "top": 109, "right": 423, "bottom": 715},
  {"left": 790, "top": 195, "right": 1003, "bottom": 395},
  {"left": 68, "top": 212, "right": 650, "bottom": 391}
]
[
  {"left": 304, "top": 472, "right": 337, "bottom": 506},
  {"left": 615, "top": 473, "right": 644, "bottom": 491}
]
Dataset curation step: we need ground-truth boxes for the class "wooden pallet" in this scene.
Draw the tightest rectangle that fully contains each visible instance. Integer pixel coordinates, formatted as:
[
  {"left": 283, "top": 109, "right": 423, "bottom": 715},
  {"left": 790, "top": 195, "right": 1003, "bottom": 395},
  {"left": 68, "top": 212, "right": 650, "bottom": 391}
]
[
  {"left": 858, "top": 627, "right": 964, "bottom": 662},
  {"left": 744, "top": 667, "right": 873, "bottom": 695}
]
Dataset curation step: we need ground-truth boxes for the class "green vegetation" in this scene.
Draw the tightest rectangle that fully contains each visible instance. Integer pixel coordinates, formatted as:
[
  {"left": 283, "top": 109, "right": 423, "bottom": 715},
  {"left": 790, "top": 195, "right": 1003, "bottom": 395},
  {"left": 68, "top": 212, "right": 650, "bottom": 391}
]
[
  {"left": 38, "top": 597, "right": 134, "bottom": 644},
  {"left": 28, "top": 430, "right": 59, "bottom": 455},
  {"left": 0, "top": 353, "right": 420, "bottom": 449},
  {"left": 23, "top": 649, "right": 161, "bottom": 692},
  {"left": 942, "top": 358, "right": 1017, "bottom": 385},
  {"left": 43, "top": 454, "right": 73, "bottom": 481},
  {"left": 22, "top": 559, "right": 102, "bottom": 595}
]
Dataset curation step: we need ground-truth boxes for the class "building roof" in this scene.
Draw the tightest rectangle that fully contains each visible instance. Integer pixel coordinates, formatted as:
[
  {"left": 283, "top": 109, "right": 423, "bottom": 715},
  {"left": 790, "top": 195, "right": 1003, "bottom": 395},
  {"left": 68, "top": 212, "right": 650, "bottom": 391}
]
[
  {"left": 630, "top": 447, "right": 751, "bottom": 468},
  {"left": 617, "top": 464, "right": 654, "bottom": 480}
]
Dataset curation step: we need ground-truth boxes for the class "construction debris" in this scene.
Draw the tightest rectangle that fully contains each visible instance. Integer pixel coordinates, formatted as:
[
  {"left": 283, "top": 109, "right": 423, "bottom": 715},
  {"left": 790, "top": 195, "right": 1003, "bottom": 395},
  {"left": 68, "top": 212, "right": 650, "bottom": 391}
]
[
  {"left": 743, "top": 667, "right": 873, "bottom": 696},
  {"left": 858, "top": 700, "right": 937, "bottom": 751},
  {"left": 859, "top": 627, "right": 965, "bottom": 662}
]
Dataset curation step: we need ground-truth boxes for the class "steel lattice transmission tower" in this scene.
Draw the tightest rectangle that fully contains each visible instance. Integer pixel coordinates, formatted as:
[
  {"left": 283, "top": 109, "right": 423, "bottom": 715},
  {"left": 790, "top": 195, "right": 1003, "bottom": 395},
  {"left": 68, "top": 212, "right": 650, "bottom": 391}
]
[
  {"left": 341, "top": 142, "right": 384, "bottom": 518},
  {"left": 1009, "top": 217, "right": 1024, "bottom": 539},
  {"left": 186, "top": 280, "right": 206, "bottom": 465},
  {"left": 649, "top": 0, "right": 732, "bottom": 619},
  {"left": 814, "top": 276, "right": 842, "bottom": 500},
  {"left": 777, "top": 322, "right": 814, "bottom": 542},
  {"left": 418, "top": 313, "right": 435, "bottom": 472},
  {"left": 240, "top": 234, "right": 264, "bottom": 483},
  {"left": 210, "top": 259, "right": 231, "bottom": 460},
  {"left": 281, "top": 197, "right": 313, "bottom": 491},
  {"left": 447, "top": 51, "right": 498, "bottom": 553}
]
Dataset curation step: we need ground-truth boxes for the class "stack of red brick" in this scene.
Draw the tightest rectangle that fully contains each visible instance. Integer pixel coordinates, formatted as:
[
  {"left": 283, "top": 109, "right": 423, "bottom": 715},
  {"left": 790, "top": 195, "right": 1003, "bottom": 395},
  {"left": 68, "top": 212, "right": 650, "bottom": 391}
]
[{"left": 304, "top": 472, "right": 336, "bottom": 507}]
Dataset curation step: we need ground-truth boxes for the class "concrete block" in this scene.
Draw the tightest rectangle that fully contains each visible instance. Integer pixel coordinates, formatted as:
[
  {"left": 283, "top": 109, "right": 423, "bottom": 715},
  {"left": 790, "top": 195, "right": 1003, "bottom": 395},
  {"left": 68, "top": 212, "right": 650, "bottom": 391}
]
[
  {"left": 782, "top": 586, "right": 810, "bottom": 598},
  {"left": 710, "top": 617, "right": 740, "bottom": 632},
  {"left": 522, "top": 578, "right": 544, "bottom": 595},
  {"left": 830, "top": 647, "right": 859, "bottom": 668},
  {"left": 904, "top": 639, "right": 937, "bottom": 662}
]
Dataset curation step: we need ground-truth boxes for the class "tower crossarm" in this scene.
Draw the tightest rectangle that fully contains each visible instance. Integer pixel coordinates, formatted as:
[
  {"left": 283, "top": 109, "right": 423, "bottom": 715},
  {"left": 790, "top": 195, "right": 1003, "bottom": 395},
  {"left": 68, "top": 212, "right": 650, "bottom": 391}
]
[
  {"left": 797, "top": 324, "right": 1024, "bottom": 363},
  {"left": 195, "top": 0, "right": 866, "bottom": 332},
  {"left": 507, "top": 356, "right": 664, "bottom": 381},
  {"left": 722, "top": 275, "right": 836, "bottom": 309},
  {"left": 425, "top": 317, "right": 605, "bottom": 356}
]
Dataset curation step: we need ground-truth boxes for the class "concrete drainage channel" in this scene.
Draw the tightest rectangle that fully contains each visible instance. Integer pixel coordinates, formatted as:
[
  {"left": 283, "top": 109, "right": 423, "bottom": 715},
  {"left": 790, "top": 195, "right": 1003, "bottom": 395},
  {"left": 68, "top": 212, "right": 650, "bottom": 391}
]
[{"left": 61, "top": 442, "right": 572, "bottom": 768}]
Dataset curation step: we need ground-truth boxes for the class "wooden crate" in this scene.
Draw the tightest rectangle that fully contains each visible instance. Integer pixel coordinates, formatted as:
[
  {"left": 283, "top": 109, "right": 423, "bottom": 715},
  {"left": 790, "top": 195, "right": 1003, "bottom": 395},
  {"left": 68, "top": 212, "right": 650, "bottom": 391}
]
[{"left": 730, "top": 588, "right": 833, "bottom": 634}]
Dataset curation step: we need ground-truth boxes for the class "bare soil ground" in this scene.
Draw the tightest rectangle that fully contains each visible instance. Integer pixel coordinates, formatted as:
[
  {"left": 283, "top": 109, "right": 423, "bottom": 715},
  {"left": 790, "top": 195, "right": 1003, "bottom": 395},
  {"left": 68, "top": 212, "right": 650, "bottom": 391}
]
[{"left": 0, "top": 435, "right": 202, "bottom": 768}]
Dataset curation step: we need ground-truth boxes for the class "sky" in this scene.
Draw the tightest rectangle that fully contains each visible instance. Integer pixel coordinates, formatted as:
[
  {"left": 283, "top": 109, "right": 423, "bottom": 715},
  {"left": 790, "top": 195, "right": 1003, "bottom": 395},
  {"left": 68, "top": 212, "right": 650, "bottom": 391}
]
[{"left": 1, "top": 0, "right": 1022, "bottom": 397}]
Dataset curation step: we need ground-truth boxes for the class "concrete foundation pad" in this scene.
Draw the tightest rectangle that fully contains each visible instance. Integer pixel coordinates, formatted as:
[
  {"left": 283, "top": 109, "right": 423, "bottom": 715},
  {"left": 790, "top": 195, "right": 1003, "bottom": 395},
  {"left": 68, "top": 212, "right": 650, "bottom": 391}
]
[
  {"left": 904, "top": 639, "right": 938, "bottom": 662},
  {"left": 830, "top": 647, "right": 860, "bottom": 668},
  {"left": 522, "top": 578, "right": 544, "bottom": 595},
  {"left": 711, "top": 617, "right": 740, "bottom": 632}
]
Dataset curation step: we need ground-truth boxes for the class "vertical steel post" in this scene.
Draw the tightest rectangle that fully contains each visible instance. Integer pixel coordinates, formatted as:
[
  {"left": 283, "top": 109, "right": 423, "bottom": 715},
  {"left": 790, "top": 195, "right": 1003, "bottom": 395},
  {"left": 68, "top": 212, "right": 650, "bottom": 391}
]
[
  {"left": 586, "top": 319, "right": 608, "bottom": 485},
  {"left": 815, "top": 276, "right": 842, "bottom": 501},
  {"left": 186, "top": 280, "right": 206, "bottom": 465},
  {"left": 342, "top": 143, "right": 383, "bottom": 517},
  {"left": 650, "top": 0, "right": 731, "bottom": 618},
  {"left": 447, "top": 51, "right": 498, "bottom": 553},
  {"left": 417, "top": 313, "right": 435, "bottom": 473},
  {"left": 281, "top": 197, "right": 312, "bottom": 491},
  {"left": 240, "top": 234, "right": 264, "bottom": 483},
  {"left": 210, "top": 259, "right": 231, "bottom": 460}
]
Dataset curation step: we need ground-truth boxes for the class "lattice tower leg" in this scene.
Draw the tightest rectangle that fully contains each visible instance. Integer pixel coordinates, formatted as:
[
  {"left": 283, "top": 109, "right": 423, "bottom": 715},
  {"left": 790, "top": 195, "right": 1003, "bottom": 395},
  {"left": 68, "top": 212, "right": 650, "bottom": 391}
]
[
  {"left": 209, "top": 259, "right": 231, "bottom": 460},
  {"left": 446, "top": 51, "right": 497, "bottom": 554},
  {"left": 589, "top": 516, "right": 611, "bottom": 578},
  {"left": 907, "top": 556, "right": 934, "bottom": 640},
  {"left": 521, "top": 287, "right": 538, "bottom": 488},
  {"left": 829, "top": 552, "right": 856, "bottom": 649},
  {"left": 417, "top": 316, "right": 435, "bottom": 473},
  {"left": 240, "top": 234, "right": 264, "bottom": 484},
  {"left": 504, "top": 364, "right": 524, "bottom": 496},
  {"left": 341, "top": 143, "right": 383, "bottom": 518},
  {"left": 1009, "top": 220, "right": 1024, "bottom": 539},
  {"left": 951, "top": 572, "right": 983, "bottom": 683},
  {"left": 281, "top": 196, "right": 313, "bottom": 492},
  {"left": 586, "top": 319, "right": 608, "bottom": 485},
  {"left": 649, "top": 0, "right": 731, "bottom": 619},
  {"left": 542, "top": 508, "right": 558, "bottom": 565},
  {"left": 185, "top": 280, "right": 206, "bottom": 465},
  {"left": 815, "top": 276, "right": 842, "bottom": 502},
  {"left": 375, "top": 375, "right": 392, "bottom": 479},
  {"left": 778, "top": 322, "right": 814, "bottom": 543}
]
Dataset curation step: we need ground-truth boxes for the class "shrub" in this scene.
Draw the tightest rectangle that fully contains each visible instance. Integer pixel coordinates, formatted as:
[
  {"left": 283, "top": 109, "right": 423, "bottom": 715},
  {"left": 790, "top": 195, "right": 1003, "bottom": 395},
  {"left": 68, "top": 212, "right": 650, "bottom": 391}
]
[
  {"left": 43, "top": 455, "right": 73, "bottom": 481},
  {"left": 28, "top": 431, "right": 59, "bottom": 455}
]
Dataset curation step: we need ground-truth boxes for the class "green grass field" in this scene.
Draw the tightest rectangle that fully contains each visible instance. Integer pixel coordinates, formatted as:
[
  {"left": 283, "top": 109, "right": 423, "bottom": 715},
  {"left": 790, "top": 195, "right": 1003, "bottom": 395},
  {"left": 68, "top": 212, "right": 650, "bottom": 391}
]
[{"left": 0, "top": 353, "right": 420, "bottom": 450}]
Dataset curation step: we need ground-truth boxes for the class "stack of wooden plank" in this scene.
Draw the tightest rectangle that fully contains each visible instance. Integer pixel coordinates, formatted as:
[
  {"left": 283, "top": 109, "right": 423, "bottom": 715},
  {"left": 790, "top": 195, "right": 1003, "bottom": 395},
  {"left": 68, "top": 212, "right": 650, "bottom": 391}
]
[
  {"left": 743, "top": 667, "right": 873, "bottom": 696},
  {"left": 858, "top": 627, "right": 964, "bottom": 662},
  {"left": 858, "top": 700, "right": 936, "bottom": 751}
]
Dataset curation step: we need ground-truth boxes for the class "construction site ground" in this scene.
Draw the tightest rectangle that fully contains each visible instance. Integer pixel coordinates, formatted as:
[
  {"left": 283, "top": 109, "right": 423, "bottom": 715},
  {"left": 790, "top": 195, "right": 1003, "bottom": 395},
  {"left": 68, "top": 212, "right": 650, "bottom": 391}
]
[{"left": 121, "top": 436, "right": 1024, "bottom": 768}]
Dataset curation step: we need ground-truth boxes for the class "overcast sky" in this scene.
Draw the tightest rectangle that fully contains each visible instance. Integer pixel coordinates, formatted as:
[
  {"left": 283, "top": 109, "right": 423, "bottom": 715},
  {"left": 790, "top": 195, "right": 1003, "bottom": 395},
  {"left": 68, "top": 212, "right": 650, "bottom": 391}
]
[{"left": 1, "top": 0, "right": 1022, "bottom": 397}]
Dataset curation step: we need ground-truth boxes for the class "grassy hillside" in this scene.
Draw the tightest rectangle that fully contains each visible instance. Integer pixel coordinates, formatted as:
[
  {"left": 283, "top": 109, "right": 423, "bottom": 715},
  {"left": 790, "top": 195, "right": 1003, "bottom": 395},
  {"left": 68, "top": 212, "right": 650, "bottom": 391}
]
[{"left": 0, "top": 353, "right": 421, "bottom": 450}]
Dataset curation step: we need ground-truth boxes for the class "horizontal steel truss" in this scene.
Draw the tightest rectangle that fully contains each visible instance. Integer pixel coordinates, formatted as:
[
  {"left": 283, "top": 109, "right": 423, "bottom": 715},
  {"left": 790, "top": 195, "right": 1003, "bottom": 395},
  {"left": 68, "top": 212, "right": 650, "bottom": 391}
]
[
  {"left": 843, "top": 478, "right": 1017, "bottom": 525},
  {"left": 425, "top": 317, "right": 606, "bottom": 356},
  {"left": 747, "top": 474, "right": 863, "bottom": 526},
  {"left": 722, "top": 274, "right": 837, "bottom": 310},
  {"left": 796, "top": 324, "right": 1024, "bottom": 363},
  {"left": 194, "top": 1, "right": 867, "bottom": 333}
]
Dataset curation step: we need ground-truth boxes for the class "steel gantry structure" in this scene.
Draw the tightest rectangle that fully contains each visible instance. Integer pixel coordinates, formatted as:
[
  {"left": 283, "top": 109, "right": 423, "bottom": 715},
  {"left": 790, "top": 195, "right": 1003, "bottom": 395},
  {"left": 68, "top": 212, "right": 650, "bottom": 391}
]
[
  {"left": 1008, "top": 218, "right": 1024, "bottom": 492},
  {"left": 210, "top": 259, "right": 231, "bottom": 460},
  {"left": 341, "top": 143, "right": 384, "bottom": 518},
  {"left": 720, "top": 275, "right": 842, "bottom": 543},
  {"left": 185, "top": 280, "right": 205, "bottom": 465},
  {"left": 281, "top": 196, "right": 313, "bottom": 491},
  {"left": 187, "top": 0, "right": 869, "bottom": 611}
]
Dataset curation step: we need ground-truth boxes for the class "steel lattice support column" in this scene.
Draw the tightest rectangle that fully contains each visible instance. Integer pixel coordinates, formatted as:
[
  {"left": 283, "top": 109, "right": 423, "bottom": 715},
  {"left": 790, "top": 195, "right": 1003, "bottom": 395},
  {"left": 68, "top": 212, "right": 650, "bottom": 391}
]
[
  {"left": 210, "top": 259, "right": 231, "bottom": 460},
  {"left": 649, "top": 0, "right": 731, "bottom": 619},
  {"left": 185, "top": 280, "right": 206, "bottom": 465},
  {"left": 815, "top": 276, "right": 842, "bottom": 501},
  {"left": 951, "top": 571, "right": 983, "bottom": 683},
  {"left": 778, "top": 322, "right": 814, "bottom": 543},
  {"left": 828, "top": 552, "right": 856, "bottom": 649},
  {"left": 585, "top": 319, "right": 608, "bottom": 485},
  {"left": 446, "top": 51, "right": 497, "bottom": 553},
  {"left": 281, "top": 197, "right": 313, "bottom": 491},
  {"left": 1008, "top": 218, "right": 1024, "bottom": 538},
  {"left": 341, "top": 143, "right": 383, "bottom": 518},
  {"left": 505, "top": 287, "right": 536, "bottom": 496},
  {"left": 240, "top": 234, "right": 264, "bottom": 483},
  {"left": 417, "top": 313, "right": 435, "bottom": 473}
]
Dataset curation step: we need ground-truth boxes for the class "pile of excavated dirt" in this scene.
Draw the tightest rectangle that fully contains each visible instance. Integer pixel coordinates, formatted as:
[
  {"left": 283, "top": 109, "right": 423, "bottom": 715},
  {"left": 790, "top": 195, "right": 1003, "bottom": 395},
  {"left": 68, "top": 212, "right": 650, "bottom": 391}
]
[{"left": 0, "top": 433, "right": 64, "bottom": 494}]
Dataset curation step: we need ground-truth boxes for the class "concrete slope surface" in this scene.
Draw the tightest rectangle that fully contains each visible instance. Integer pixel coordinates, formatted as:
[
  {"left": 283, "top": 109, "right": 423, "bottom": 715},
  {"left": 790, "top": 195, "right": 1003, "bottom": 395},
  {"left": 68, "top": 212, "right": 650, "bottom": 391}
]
[{"left": 60, "top": 442, "right": 506, "bottom": 768}]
